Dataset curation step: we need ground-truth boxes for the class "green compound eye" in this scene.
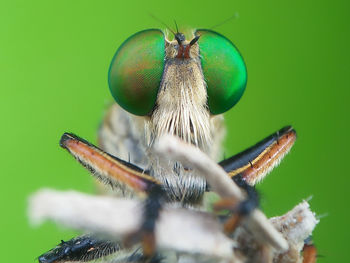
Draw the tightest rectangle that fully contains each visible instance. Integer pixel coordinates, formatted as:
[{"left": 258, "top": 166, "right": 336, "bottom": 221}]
[
  {"left": 196, "top": 29, "right": 247, "bottom": 115},
  {"left": 108, "top": 29, "right": 165, "bottom": 116}
]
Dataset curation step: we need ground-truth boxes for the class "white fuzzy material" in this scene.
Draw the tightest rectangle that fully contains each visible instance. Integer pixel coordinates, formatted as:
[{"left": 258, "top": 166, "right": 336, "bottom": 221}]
[
  {"left": 270, "top": 200, "right": 319, "bottom": 247},
  {"left": 29, "top": 189, "right": 234, "bottom": 259}
]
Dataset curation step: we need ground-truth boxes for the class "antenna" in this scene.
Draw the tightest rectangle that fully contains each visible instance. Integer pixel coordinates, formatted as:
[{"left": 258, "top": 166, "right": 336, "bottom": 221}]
[
  {"left": 210, "top": 13, "right": 239, "bottom": 30},
  {"left": 149, "top": 13, "right": 176, "bottom": 35},
  {"left": 174, "top": 20, "right": 179, "bottom": 33}
]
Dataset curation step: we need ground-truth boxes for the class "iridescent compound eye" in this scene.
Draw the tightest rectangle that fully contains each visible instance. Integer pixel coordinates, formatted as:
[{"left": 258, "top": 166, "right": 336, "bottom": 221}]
[
  {"left": 108, "top": 29, "right": 165, "bottom": 116},
  {"left": 196, "top": 29, "right": 247, "bottom": 115}
]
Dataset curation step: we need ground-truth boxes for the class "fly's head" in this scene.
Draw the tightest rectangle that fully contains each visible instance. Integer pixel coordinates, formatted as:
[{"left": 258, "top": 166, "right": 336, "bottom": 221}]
[
  {"left": 108, "top": 29, "right": 247, "bottom": 154},
  {"left": 107, "top": 29, "right": 248, "bottom": 202}
]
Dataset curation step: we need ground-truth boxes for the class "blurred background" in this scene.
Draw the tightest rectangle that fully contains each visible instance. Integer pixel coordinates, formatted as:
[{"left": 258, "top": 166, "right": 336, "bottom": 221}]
[{"left": 1, "top": 0, "right": 348, "bottom": 262}]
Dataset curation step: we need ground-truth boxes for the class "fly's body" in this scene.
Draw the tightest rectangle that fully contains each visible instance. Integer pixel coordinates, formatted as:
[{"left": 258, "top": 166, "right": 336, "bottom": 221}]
[{"left": 33, "top": 27, "right": 319, "bottom": 263}]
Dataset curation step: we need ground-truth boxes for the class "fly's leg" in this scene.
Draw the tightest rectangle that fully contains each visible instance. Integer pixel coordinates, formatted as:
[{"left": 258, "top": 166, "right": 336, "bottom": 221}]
[
  {"left": 124, "top": 184, "right": 167, "bottom": 257},
  {"left": 302, "top": 237, "right": 317, "bottom": 263},
  {"left": 141, "top": 186, "right": 166, "bottom": 257},
  {"left": 214, "top": 126, "right": 296, "bottom": 235},
  {"left": 60, "top": 133, "right": 160, "bottom": 194},
  {"left": 219, "top": 126, "right": 297, "bottom": 185},
  {"left": 214, "top": 174, "right": 259, "bottom": 234},
  {"left": 213, "top": 176, "right": 270, "bottom": 260},
  {"left": 59, "top": 133, "right": 165, "bottom": 258},
  {"left": 37, "top": 234, "right": 121, "bottom": 263},
  {"left": 37, "top": 234, "right": 164, "bottom": 263}
]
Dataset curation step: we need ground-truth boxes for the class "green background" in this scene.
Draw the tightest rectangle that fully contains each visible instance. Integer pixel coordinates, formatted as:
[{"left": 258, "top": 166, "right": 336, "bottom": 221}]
[{"left": 1, "top": 0, "right": 348, "bottom": 262}]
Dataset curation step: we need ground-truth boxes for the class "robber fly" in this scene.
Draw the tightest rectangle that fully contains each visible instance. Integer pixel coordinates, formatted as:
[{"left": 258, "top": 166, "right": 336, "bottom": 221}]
[{"left": 37, "top": 27, "right": 316, "bottom": 263}]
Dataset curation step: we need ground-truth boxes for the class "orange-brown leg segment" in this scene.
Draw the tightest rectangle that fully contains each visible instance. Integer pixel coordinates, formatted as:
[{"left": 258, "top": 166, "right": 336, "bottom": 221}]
[
  {"left": 60, "top": 133, "right": 165, "bottom": 257},
  {"left": 219, "top": 126, "right": 297, "bottom": 186},
  {"left": 139, "top": 185, "right": 166, "bottom": 257},
  {"left": 302, "top": 241, "right": 317, "bottom": 263},
  {"left": 60, "top": 133, "right": 160, "bottom": 193},
  {"left": 122, "top": 184, "right": 165, "bottom": 257},
  {"left": 214, "top": 175, "right": 259, "bottom": 235},
  {"left": 214, "top": 200, "right": 254, "bottom": 235},
  {"left": 213, "top": 198, "right": 242, "bottom": 234},
  {"left": 215, "top": 127, "right": 296, "bottom": 236}
]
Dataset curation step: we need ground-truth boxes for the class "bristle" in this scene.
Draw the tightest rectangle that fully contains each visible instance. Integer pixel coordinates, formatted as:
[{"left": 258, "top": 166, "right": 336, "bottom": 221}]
[
  {"left": 59, "top": 133, "right": 159, "bottom": 194},
  {"left": 149, "top": 60, "right": 211, "bottom": 152},
  {"left": 242, "top": 128, "right": 297, "bottom": 185}
]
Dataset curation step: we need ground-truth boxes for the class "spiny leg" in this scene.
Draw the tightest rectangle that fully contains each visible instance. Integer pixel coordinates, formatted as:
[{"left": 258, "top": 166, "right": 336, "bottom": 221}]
[
  {"left": 60, "top": 133, "right": 160, "bottom": 193},
  {"left": 59, "top": 133, "right": 166, "bottom": 258},
  {"left": 37, "top": 235, "right": 164, "bottom": 263},
  {"left": 215, "top": 126, "right": 296, "bottom": 235},
  {"left": 38, "top": 234, "right": 121, "bottom": 263},
  {"left": 214, "top": 174, "right": 259, "bottom": 234},
  {"left": 219, "top": 126, "right": 297, "bottom": 185}
]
